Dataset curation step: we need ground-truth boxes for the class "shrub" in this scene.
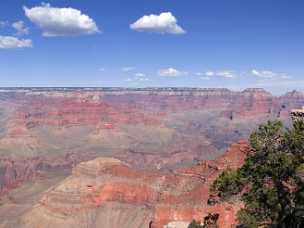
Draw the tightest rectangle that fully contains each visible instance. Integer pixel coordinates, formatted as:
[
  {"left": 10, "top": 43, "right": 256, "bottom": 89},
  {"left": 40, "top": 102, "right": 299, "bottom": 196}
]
[{"left": 211, "top": 120, "right": 304, "bottom": 227}]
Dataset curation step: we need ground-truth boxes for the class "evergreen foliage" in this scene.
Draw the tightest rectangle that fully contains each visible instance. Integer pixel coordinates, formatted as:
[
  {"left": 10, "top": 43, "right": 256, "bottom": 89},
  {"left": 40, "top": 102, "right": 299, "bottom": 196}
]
[
  {"left": 188, "top": 219, "right": 203, "bottom": 228},
  {"left": 211, "top": 120, "right": 304, "bottom": 227}
]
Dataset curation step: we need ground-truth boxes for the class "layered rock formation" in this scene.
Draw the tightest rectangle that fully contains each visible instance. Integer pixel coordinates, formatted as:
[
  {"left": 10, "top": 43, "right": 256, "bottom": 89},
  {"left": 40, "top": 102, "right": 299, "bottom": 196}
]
[
  {"left": 20, "top": 141, "right": 250, "bottom": 228},
  {"left": 0, "top": 153, "right": 81, "bottom": 195},
  {"left": 0, "top": 88, "right": 303, "bottom": 227},
  {"left": 0, "top": 88, "right": 303, "bottom": 198}
]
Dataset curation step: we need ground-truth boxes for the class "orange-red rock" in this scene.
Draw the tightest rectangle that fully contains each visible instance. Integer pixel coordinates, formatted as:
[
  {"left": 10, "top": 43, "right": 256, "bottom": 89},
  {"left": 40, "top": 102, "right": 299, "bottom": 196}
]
[{"left": 19, "top": 141, "right": 250, "bottom": 228}]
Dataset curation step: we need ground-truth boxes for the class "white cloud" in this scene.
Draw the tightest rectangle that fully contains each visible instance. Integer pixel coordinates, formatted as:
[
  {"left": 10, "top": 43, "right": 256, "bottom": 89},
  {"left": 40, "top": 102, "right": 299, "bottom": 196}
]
[
  {"left": 122, "top": 66, "right": 136, "bottom": 72},
  {"left": 251, "top": 69, "right": 261, "bottom": 76},
  {"left": 251, "top": 69, "right": 276, "bottom": 78},
  {"left": 205, "top": 71, "right": 215, "bottom": 77},
  {"left": 196, "top": 71, "right": 214, "bottom": 78},
  {"left": 135, "top": 72, "right": 146, "bottom": 77},
  {"left": 0, "top": 36, "right": 32, "bottom": 49},
  {"left": 196, "top": 70, "right": 234, "bottom": 78},
  {"left": 217, "top": 71, "right": 235, "bottom": 78},
  {"left": 98, "top": 67, "right": 105, "bottom": 72},
  {"left": 12, "top": 21, "right": 29, "bottom": 36},
  {"left": 134, "top": 72, "right": 149, "bottom": 81},
  {"left": 124, "top": 75, "right": 150, "bottom": 83},
  {"left": 158, "top": 67, "right": 186, "bottom": 77},
  {"left": 130, "top": 12, "right": 186, "bottom": 35},
  {"left": 251, "top": 69, "right": 292, "bottom": 80},
  {"left": 199, "top": 70, "right": 234, "bottom": 78},
  {"left": 24, "top": 3, "right": 99, "bottom": 37},
  {"left": 138, "top": 77, "right": 149, "bottom": 81}
]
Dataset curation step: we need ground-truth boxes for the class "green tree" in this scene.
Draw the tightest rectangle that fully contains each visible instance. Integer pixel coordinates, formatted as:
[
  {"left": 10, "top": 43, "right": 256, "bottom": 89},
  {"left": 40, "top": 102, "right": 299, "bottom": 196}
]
[
  {"left": 211, "top": 120, "right": 304, "bottom": 227},
  {"left": 188, "top": 220, "right": 203, "bottom": 228}
]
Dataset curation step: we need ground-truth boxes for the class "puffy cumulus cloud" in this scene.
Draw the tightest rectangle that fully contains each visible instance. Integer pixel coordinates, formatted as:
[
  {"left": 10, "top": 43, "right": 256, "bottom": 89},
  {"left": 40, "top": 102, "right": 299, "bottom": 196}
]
[
  {"left": 133, "top": 72, "right": 150, "bottom": 81},
  {"left": 24, "top": 3, "right": 99, "bottom": 37},
  {"left": 137, "top": 77, "right": 150, "bottom": 81},
  {"left": 125, "top": 75, "right": 150, "bottom": 83},
  {"left": 251, "top": 69, "right": 291, "bottom": 79},
  {"left": 195, "top": 72, "right": 213, "bottom": 79},
  {"left": 158, "top": 67, "right": 187, "bottom": 77},
  {"left": 0, "top": 36, "right": 32, "bottom": 48},
  {"left": 12, "top": 21, "right": 29, "bottom": 36},
  {"left": 197, "top": 70, "right": 234, "bottom": 78},
  {"left": 251, "top": 69, "right": 276, "bottom": 78},
  {"left": 216, "top": 71, "right": 234, "bottom": 78},
  {"left": 205, "top": 71, "right": 215, "bottom": 77},
  {"left": 130, "top": 12, "right": 186, "bottom": 35}
]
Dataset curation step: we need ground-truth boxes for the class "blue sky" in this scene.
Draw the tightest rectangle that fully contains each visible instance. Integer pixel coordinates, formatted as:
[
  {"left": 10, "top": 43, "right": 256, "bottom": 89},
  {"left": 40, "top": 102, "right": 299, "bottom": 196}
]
[{"left": 0, "top": 0, "right": 303, "bottom": 94}]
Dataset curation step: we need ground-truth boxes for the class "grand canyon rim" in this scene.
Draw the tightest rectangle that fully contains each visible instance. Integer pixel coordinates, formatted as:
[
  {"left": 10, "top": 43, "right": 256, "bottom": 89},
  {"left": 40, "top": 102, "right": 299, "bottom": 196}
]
[
  {"left": 1, "top": 0, "right": 304, "bottom": 227},
  {"left": 0, "top": 87, "right": 303, "bottom": 227}
]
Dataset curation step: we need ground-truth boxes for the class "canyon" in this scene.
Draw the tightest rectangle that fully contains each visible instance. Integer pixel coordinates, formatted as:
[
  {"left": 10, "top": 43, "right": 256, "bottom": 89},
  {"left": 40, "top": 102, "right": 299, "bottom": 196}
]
[{"left": 0, "top": 88, "right": 304, "bottom": 227}]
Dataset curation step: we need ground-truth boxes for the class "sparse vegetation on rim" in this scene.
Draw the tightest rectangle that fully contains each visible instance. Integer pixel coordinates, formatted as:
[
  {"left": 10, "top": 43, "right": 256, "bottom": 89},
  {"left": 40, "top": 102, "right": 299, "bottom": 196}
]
[{"left": 211, "top": 120, "right": 304, "bottom": 227}]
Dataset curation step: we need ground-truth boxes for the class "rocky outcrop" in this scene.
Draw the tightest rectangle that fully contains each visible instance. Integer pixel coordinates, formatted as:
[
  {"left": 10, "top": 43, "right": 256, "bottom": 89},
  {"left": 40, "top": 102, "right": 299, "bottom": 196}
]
[
  {"left": 0, "top": 88, "right": 303, "bottom": 199},
  {"left": 0, "top": 158, "right": 39, "bottom": 194},
  {"left": 0, "top": 153, "right": 83, "bottom": 196},
  {"left": 1, "top": 88, "right": 303, "bottom": 227},
  {"left": 3, "top": 88, "right": 303, "bottom": 127},
  {"left": 20, "top": 141, "right": 250, "bottom": 228},
  {"left": 7, "top": 88, "right": 303, "bottom": 129}
]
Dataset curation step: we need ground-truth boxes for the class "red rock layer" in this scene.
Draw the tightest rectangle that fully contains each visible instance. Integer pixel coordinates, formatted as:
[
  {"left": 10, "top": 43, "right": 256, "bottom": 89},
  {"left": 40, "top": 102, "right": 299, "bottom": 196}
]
[
  {"left": 0, "top": 88, "right": 303, "bottom": 201},
  {"left": 22, "top": 141, "right": 250, "bottom": 228},
  {"left": 0, "top": 153, "right": 82, "bottom": 196},
  {"left": 4, "top": 88, "right": 303, "bottom": 131},
  {"left": 16, "top": 95, "right": 162, "bottom": 129}
]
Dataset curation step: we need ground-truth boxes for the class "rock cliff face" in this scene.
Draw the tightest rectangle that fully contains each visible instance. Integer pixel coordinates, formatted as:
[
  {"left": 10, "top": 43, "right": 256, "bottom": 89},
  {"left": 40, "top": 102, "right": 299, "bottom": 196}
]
[
  {"left": 0, "top": 153, "right": 81, "bottom": 195},
  {"left": 20, "top": 141, "right": 250, "bottom": 228},
  {"left": 0, "top": 88, "right": 303, "bottom": 198},
  {"left": 0, "top": 88, "right": 303, "bottom": 227}
]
